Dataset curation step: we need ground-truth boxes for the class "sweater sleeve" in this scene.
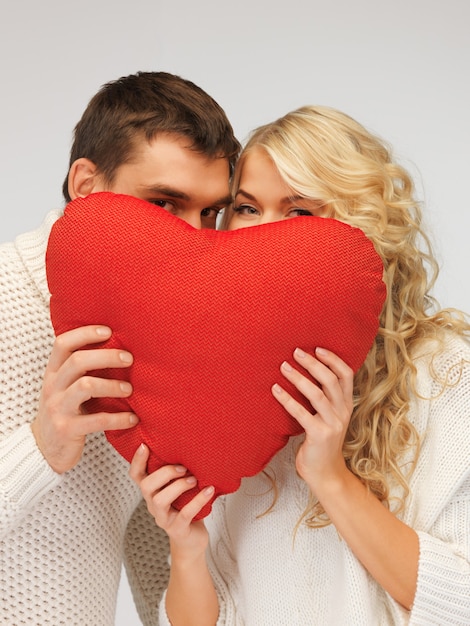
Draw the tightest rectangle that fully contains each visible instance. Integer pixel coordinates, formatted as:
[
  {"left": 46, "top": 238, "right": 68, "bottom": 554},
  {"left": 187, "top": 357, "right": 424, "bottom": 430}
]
[
  {"left": 407, "top": 336, "right": 470, "bottom": 624},
  {"left": 123, "top": 498, "right": 172, "bottom": 625},
  {"left": 410, "top": 475, "right": 470, "bottom": 625},
  {"left": 0, "top": 213, "right": 64, "bottom": 538},
  {"left": 0, "top": 423, "right": 62, "bottom": 537}
]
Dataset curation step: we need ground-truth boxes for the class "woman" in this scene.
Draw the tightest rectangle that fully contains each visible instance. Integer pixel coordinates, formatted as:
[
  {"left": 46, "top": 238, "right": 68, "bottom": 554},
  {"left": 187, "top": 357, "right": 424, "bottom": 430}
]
[{"left": 131, "top": 106, "right": 470, "bottom": 625}]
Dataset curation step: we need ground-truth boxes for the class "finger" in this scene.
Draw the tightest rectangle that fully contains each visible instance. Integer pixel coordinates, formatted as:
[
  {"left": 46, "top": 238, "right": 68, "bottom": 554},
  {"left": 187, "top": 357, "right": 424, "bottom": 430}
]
[
  {"left": 272, "top": 382, "right": 317, "bottom": 431},
  {"left": 290, "top": 349, "right": 342, "bottom": 402},
  {"left": 280, "top": 359, "right": 347, "bottom": 424},
  {"left": 70, "top": 409, "right": 138, "bottom": 437},
  {"left": 47, "top": 326, "right": 112, "bottom": 371},
  {"left": 174, "top": 486, "right": 215, "bottom": 525},
  {"left": 136, "top": 464, "right": 188, "bottom": 499},
  {"left": 292, "top": 348, "right": 353, "bottom": 409},
  {"left": 280, "top": 359, "right": 328, "bottom": 411},
  {"left": 153, "top": 482, "right": 215, "bottom": 531},
  {"left": 312, "top": 347, "right": 354, "bottom": 401},
  {"left": 53, "top": 350, "right": 134, "bottom": 394},
  {"left": 61, "top": 375, "right": 133, "bottom": 411},
  {"left": 149, "top": 475, "right": 205, "bottom": 527},
  {"left": 315, "top": 348, "right": 354, "bottom": 391},
  {"left": 152, "top": 475, "right": 199, "bottom": 514},
  {"left": 129, "top": 443, "right": 151, "bottom": 483}
]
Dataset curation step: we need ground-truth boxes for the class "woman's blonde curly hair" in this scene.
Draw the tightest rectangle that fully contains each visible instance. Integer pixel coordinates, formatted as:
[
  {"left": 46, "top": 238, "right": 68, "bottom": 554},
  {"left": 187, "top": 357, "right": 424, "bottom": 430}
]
[{"left": 222, "top": 105, "right": 470, "bottom": 527}]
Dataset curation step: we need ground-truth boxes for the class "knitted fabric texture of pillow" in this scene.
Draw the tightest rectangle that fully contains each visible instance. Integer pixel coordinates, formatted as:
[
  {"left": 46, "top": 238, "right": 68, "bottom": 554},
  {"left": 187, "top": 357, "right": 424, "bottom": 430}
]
[{"left": 46, "top": 192, "right": 386, "bottom": 518}]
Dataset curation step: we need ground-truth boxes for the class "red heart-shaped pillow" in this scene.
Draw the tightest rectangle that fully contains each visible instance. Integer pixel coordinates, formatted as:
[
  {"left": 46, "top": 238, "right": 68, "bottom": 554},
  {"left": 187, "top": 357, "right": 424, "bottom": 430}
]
[{"left": 46, "top": 192, "right": 385, "bottom": 518}]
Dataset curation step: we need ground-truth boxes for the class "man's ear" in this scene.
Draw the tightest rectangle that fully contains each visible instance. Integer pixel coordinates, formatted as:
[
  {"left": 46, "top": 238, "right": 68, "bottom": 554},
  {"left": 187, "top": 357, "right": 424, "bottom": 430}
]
[{"left": 68, "top": 158, "right": 104, "bottom": 199}]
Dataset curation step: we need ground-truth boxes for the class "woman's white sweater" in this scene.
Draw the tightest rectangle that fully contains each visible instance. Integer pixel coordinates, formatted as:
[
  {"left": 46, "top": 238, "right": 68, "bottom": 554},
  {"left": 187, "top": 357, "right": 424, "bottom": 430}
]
[{"left": 159, "top": 335, "right": 470, "bottom": 625}]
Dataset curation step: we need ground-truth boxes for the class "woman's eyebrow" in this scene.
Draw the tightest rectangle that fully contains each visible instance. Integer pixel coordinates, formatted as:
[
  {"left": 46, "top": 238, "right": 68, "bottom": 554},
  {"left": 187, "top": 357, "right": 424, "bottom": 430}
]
[
  {"left": 236, "top": 188, "right": 305, "bottom": 204},
  {"left": 235, "top": 188, "right": 256, "bottom": 201}
]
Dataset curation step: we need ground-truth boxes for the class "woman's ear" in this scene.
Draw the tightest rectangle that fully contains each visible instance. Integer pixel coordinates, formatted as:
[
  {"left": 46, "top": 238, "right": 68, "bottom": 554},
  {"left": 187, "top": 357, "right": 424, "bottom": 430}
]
[{"left": 67, "top": 158, "right": 103, "bottom": 199}]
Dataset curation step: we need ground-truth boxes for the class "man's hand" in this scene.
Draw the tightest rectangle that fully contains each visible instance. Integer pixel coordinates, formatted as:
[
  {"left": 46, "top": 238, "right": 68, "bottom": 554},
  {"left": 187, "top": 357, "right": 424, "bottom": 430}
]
[{"left": 31, "top": 325, "right": 137, "bottom": 473}]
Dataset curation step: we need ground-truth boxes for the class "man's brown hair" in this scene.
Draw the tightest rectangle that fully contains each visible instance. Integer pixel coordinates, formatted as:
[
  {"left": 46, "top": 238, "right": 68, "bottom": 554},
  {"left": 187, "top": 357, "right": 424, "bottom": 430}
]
[{"left": 62, "top": 71, "right": 240, "bottom": 202}]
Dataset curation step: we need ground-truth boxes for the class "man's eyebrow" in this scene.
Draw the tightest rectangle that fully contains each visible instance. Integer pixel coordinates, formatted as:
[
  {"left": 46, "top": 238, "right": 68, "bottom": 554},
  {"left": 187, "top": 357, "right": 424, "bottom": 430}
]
[
  {"left": 140, "top": 185, "right": 233, "bottom": 206},
  {"left": 139, "top": 185, "right": 190, "bottom": 201},
  {"left": 215, "top": 193, "right": 234, "bottom": 207}
]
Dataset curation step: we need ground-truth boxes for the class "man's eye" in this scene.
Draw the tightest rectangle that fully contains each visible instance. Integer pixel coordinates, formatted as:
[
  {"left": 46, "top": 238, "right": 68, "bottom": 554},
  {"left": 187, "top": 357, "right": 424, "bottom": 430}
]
[
  {"left": 201, "top": 207, "right": 220, "bottom": 218},
  {"left": 148, "top": 199, "right": 173, "bottom": 211},
  {"left": 201, "top": 208, "right": 220, "bottom": 229}
]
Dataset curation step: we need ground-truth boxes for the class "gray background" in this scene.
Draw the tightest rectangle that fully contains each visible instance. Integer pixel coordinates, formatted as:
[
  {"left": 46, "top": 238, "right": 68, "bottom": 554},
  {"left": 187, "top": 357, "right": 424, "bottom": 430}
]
[{"left": 1, "top": 1, "right": 468, "bottom": 623}]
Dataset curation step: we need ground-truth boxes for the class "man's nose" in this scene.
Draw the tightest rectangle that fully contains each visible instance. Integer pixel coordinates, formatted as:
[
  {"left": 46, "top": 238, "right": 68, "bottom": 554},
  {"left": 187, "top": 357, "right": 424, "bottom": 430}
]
[{"left": 180, "top": 210, "right": 203, "bottom": 230}]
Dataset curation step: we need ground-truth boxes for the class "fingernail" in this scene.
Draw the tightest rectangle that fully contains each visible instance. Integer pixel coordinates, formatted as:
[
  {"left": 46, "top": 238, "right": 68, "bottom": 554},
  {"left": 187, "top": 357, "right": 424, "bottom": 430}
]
[
  {"left": 129, "top": 413, "right": 138, "bottom": 425},
  {"left": 204, "top": 486, "right": 215, "bottom": 496},
  {"left": 137, "top": 443, "right": 147, "bottom": 454},
  {"left": 294, "top": 348, "right": 306, "bottom": 358},
  {"left": 174, "top": 465, "right": 186, "bottom": 473},
  {"left": 119, "top": 351, "right": 133, "bottom": 363},
  {"left": 186, "top": 476, "right": 197, "bottom": 485},
  {"left": 96, "top": 326, "right": 111, "bottom": 337},
  {"left": 315, "top": 347, "right": 327, "bottom": 356},
  {"left": 120, "top": 381, "right": 132, "bottom": 393},
  {"left": 272, "top": 383, "right": 283, "bottom": 395},
  {"left": 281, "top": 361, "right": 293, "bottom": 372}
]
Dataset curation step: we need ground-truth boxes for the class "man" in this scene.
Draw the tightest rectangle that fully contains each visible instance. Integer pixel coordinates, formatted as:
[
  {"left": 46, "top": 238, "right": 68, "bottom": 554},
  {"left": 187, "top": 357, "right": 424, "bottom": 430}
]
[{"left": 0, "top": 71, "right": 240, "bottom": 625}]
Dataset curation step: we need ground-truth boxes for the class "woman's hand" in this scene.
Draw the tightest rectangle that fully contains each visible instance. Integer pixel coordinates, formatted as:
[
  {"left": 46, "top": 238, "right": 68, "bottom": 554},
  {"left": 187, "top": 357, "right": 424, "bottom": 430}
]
[
  {"left": 272, "top": 347, "right": 354, "bottom": 497},
  {"left": 131, "top": 446, "right": 219, "bottom": 624},
  {"left": 273, "top": 347, "right": 419, "bottom": 609},
  {"left": 129, "top": 444, "right": 214, "bottom": 562}
]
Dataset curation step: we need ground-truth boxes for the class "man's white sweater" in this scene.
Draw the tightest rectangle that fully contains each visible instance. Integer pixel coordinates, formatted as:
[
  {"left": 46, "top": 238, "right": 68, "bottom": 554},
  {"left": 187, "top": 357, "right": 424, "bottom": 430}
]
[{"left": 0, "top": 212, "right": 169, "bottom": 625}]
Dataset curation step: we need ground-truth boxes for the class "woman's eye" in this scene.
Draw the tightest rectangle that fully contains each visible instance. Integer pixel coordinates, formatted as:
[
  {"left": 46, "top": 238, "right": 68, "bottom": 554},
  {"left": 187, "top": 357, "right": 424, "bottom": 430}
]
[
  {"left": 290, "top": 208, "right": 314, "bottom": 217},
  {"left": 233, "top": 204, "right": 259, "bottom": 216}
]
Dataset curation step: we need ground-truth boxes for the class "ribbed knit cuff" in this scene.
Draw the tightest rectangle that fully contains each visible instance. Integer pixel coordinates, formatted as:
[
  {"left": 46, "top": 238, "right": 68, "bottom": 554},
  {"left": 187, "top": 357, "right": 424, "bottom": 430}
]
[
  {"left": 0, "top": 423, "right": 62, "bottom": 508},
  {"left": 411, "top": 530, "right": 470, "bottom": 625}
]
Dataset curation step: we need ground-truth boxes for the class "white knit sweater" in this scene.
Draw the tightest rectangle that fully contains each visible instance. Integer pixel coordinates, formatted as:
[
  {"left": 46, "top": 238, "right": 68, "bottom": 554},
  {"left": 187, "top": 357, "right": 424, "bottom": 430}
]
[
  {"left": 0, "top": 211, "right": 169, "bottom": 625},
  {"left": 159, "top": 335, "right": 470, "bottom": 625}
]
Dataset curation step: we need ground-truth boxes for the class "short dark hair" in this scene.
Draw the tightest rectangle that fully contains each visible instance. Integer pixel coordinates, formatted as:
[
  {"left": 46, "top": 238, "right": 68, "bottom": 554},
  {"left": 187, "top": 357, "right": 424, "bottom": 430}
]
[{"left": 62, "top": 71, "right": 240, "bottom": 202}]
